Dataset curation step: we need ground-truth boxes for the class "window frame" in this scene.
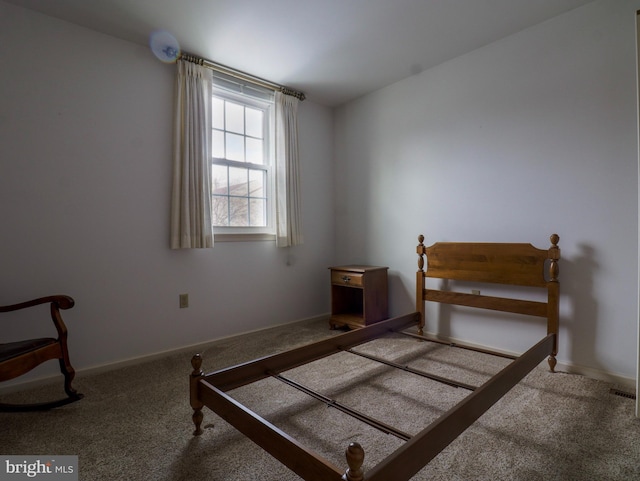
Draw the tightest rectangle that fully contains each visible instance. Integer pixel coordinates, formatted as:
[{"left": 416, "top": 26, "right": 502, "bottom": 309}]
[{"left": 210, "top": 88, "right": 276, "bottom": 242}]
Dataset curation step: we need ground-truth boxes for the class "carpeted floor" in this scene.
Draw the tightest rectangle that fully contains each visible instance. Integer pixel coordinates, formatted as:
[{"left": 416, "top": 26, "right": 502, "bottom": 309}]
[{"left": 1, "top": 318, "right": 639, "bottom": 480}]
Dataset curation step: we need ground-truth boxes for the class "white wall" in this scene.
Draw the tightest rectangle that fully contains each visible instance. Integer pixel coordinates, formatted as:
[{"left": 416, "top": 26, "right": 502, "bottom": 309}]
[
  {"left": 3, "top": 0, "right": 639, "bottom": 387},
  {"left": 0, "top": 1, "right": 335, "bottom": 376},
  {"left": 334, "top": 0, "right": 639, "bottom": 382}
]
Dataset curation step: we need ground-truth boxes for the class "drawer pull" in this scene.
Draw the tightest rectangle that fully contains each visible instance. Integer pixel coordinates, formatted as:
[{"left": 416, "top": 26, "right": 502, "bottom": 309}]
[{"left": 341, "top": 276, "right": 351, "bottom": 283}]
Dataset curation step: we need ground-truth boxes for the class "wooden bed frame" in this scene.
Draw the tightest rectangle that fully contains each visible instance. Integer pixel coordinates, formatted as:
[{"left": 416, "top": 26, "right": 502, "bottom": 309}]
[{"left": 189, "top": 234, "right": 560, "bottom": 480}]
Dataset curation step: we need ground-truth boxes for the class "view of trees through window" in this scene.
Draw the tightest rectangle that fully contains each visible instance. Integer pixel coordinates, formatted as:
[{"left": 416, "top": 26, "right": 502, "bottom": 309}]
[{"left": 211, "top": 95, "right": 270, "bottom": 228}]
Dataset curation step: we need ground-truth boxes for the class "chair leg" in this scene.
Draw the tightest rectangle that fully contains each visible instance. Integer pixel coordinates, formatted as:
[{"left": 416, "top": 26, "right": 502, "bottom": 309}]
[
  {"left": 0, "top": 359, "right": 83, "bottom": 412},
  {"left": 59, "top": 357, "right": 82, "bottom": 399}
]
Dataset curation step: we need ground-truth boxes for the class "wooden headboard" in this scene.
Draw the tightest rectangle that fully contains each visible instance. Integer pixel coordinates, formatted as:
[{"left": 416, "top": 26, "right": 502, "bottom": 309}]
[{"left": 415, "top": 234, "right": 560, "bottom": 370}]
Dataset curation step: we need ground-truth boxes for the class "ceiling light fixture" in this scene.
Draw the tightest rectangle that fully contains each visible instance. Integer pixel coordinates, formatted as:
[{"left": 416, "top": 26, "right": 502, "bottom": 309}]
[{"left": 149, "top": 30, "right": 180, "bottom": 63}]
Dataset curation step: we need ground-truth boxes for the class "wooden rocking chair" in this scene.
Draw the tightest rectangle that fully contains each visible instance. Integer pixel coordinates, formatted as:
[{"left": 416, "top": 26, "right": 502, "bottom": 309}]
[{"left": 0, "top": 295, "right": 83, "bottom": 411}]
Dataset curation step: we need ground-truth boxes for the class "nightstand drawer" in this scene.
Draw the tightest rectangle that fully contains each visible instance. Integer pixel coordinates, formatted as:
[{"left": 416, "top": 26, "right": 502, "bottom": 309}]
[{"left": 331, "top": 270, "right": 363, "bottom": 287}]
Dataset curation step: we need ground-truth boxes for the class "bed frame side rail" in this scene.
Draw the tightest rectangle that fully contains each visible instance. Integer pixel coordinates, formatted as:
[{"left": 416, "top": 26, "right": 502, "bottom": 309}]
[
  {"left": 201, "top": 312, "right": 420, "bottom": 392},
  {"left": 189, "top": 312, "right": 421, "bottom": 481},
  {"left": 366, "top": 332, "right": 555, "bottom": 481},
  {"left": 197, "top": 379, "right": 347, "bottom": 481}
]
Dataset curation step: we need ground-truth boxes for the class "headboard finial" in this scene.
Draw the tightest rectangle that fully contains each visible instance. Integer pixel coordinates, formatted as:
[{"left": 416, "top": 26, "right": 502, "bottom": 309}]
[
  {"left": 549, "top": 233, "right": 560, "bottom": 282},
  {"left": 417, "top": 235, "right": 426, "bottom": 272}
]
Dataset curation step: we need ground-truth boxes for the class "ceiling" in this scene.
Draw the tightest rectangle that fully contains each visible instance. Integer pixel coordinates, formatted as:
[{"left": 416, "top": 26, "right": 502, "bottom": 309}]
[{"left": 5, "top": 0, "right": 594, "bottom": 106}]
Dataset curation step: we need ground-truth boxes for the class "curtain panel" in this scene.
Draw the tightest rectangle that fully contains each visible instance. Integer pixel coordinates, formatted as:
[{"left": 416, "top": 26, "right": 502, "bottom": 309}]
[
  {"left": 170, "top": 60, "right": 214, "bottom": 249},
  {"left": 275, "top": 91, "right": 303, "bottom": 247}
]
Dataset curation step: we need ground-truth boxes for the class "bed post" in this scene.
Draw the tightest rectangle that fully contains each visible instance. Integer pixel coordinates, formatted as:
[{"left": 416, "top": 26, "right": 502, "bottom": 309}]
[
  {"left": 190, "top": 354, "right": 205, "bottom": 435},
  {"left": 547, "top": 234, "right": 560, "bottom": 372},
  {"left": 342, "top": 442, "right": 365, "bottom": 481},
  {"left": 416, "top": 235, "right": 426, "bottom": 336}
]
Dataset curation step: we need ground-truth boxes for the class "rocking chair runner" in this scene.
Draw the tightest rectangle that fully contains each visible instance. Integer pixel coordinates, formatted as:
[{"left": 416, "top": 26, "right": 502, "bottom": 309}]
[{"left": 0, "top": 295, "right": 83, "bottom": 411}]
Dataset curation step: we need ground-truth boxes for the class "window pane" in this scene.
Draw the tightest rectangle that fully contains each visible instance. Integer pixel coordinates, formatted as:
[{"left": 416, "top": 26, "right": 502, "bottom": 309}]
[
  {"left": 249, "top": 169, "right": 265, "bottom": 197},
  {"left": 226, "top": 133, "right": 244, "bottom": 161},
  {"left": 212, "top": 130, "right": 225, "bottom": 158},
  {"left": 212, "top": 98, "right": 224, "bottom": 129},
  {"left": 229, "top": 197, "right": 249, "bottom": 226},
  {"left": 211, "top": 164, "right": 228, "bottom": 195},
  {"left": 245, "top": 108, "right": 263, "bottom": 138},
  {"left": 210, "top": 87, "right": 273, "bottom": 233},
  {"left": 225, "top": 102, "right": 244, "bottom": 134},
  {"left": 229, "top": 166, "right": 248, "bottom": 196},
  {"left": 246, "top": 137, "right": 263, "bottom": 164},
  {"left": 249, "top": 198, "right": 266, "bottom": 226},
  {"left": 212, "top": 195, "right": 229, "bottom": 226}
]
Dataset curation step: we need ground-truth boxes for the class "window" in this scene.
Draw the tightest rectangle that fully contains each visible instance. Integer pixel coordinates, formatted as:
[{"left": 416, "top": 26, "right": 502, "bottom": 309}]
[
  {"left": 210, "top": 80, "right": 275, "bottom": 239},
  {"left": 171, "top": 59, "right": 303, "bottom": 249}
]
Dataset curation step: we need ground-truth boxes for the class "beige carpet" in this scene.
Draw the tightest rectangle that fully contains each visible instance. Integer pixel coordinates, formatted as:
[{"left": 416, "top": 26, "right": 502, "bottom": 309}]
[{"left": 1, "top": 318, "right": 639, "bottom": 481}]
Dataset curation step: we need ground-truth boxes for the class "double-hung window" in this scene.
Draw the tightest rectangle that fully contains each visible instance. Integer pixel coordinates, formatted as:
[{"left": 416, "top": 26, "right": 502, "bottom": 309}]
[{"left": 211, "top": 75, "right": 275, "bottom": 240}]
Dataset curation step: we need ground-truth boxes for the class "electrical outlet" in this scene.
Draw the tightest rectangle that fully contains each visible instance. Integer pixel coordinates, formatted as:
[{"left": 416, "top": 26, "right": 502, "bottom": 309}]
[
  {"left": 179, "top": 293, "right": 189, "bottom": 308},
  {"left": 471, "top": 289, "right": 480, "bottom": 295}
]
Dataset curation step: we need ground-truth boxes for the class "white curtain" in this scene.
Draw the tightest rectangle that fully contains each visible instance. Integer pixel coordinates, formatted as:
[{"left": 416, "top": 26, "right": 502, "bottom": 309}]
[
  {"left": 275, "top": 91, "right": 303, "bottom": 247},
  {"left": 170, "top": 60, "right": 214, "bottom": 249}
]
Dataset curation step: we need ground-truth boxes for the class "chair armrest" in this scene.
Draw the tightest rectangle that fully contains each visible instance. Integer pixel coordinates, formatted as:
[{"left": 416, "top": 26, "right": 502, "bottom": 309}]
[
  {"left": 0, "top": 295, "right": 75, "bottom": 313},
  {"left": 0, "top": 295, "right": 75, "bottom": 340}
]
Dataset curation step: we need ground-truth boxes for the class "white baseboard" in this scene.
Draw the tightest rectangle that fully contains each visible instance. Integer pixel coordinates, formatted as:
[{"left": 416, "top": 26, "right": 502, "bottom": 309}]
[
  {"left": 421, "top": 331, "right": 637, "bottom": 390},
  {"left": 554, "top": 361, "right": 636, "bottom": 390},
  {"left": 0, "top": 314, "right": 330, "bottom": 395},
  {"left": 76, "top": 313, "right": 331, "bottom": 377},
  {"left": 2, "top": 317, "right": 635, "bottom": 395}
]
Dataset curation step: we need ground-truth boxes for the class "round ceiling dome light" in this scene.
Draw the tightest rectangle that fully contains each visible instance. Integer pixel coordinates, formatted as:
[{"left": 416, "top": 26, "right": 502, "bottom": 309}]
[{"left": 149, "top": 30, "right": 180, "bottom": 63}]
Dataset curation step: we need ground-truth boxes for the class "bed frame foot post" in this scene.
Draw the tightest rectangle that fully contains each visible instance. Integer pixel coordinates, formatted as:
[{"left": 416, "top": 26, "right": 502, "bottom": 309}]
[
  {"left": 190, "top": 354, "right": 205, "bottom": 436},
  {"left": 342, "top": 442, "right": 365, "bottom": 481},
  {"left": 548, "top": 356, "right": 557, "bottom": 373}
]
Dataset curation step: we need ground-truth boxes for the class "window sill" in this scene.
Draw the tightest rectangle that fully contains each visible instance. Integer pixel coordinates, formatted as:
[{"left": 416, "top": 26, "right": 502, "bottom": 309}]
[{"left": 214, "top": 233, "right": 276, "bottom": 243}]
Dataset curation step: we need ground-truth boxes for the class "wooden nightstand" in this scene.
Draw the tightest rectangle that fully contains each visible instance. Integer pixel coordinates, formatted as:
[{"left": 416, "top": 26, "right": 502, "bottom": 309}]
[{"left": 329, "top": 265, "right": 389, "bottom": 329}]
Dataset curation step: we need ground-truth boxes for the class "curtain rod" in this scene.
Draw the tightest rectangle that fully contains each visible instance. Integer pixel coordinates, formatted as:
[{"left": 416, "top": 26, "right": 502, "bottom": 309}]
[{"left": 181, "top": 53, "right": 305, "bottom": 101}]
